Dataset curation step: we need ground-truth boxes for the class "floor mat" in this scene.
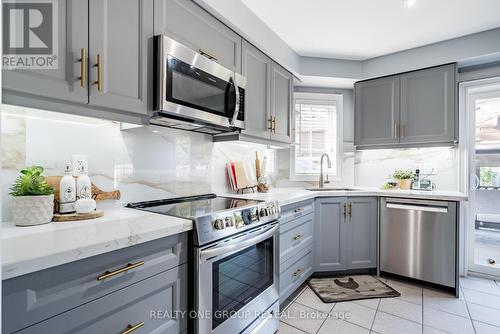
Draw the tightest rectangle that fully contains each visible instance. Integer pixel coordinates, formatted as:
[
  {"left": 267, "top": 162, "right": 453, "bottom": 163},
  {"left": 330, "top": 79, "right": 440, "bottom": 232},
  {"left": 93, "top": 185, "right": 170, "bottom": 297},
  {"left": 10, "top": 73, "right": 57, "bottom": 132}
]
[{"left": 307, "top": 275, "right": 400, "bottom": 303}]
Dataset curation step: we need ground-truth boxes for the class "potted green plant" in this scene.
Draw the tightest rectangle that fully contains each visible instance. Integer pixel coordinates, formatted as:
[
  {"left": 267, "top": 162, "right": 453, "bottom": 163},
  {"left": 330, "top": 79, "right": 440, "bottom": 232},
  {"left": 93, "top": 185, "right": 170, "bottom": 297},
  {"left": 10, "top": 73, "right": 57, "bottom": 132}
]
[
  {"left": 10, "top": 166, "right": 55, "bottom": 226},
  {"left": 393, "top": 170, "right": 414, "bottom": 190}
]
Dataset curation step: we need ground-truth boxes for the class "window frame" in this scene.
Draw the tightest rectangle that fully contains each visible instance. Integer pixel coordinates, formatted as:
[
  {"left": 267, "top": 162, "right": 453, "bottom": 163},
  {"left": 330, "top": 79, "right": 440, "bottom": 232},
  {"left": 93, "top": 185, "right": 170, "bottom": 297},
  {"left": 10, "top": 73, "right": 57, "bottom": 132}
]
[{"left": 290, "top": 92, "right": 343, "bottom": 181}]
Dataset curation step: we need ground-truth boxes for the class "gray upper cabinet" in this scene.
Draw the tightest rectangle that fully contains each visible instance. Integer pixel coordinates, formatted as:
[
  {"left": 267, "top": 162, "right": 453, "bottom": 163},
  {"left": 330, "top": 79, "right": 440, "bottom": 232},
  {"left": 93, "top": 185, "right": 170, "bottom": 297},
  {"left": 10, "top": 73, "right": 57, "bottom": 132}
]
[
  {"left": 154, "top": 0, "right": 242, "bottom": 73},
  {"left": 241, "top": 40, "right": 272, "bottom": 140},
  {"left": 88, "top": 0, "right": 152, "bottom": 115},
  {"left": 270, "top": 62, "right": 293, "bottom": 143},
  {"left": 2, "top": 0, "right": 88, "bottom": 104},
  {"left": 315, "top": 197, "right": 377, "bottom": 272},
  {"left": 346, "top": 197, "right": 378, "bottom": 270},
  {"left": 314, "top": 197, "right": 348, "bottom": 272},
  {"left": 354, "top": 75, "right": 400, "bottom": 147},
  {"left": 354, "top": 64, "right": 457, "bottom": 149},
  {"left": 400, "top": 64, "right": 456, "bottom": 145}
]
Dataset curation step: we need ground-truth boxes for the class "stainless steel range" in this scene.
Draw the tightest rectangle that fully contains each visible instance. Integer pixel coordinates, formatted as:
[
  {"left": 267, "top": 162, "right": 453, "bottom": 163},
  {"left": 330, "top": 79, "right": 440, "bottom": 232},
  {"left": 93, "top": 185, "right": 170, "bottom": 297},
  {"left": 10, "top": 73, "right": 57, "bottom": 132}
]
[{"left": 127, "top": 194, "right": 281, "bottom": 334}]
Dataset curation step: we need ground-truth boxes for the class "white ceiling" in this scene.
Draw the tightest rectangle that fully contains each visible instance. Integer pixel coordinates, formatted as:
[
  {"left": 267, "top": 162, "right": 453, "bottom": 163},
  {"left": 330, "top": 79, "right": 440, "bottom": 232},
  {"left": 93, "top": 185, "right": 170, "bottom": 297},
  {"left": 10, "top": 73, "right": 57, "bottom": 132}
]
[{"left": 240, "top": 0, "right": 500, "bottom": 60}]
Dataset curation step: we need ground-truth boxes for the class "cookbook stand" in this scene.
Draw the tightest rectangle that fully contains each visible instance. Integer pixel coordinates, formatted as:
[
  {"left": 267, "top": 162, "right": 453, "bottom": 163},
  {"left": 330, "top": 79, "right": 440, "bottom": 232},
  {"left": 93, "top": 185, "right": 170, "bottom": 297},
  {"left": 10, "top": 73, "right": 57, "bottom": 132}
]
[{"left": 236, "top": 185, "right": 257, "bottom": 194}]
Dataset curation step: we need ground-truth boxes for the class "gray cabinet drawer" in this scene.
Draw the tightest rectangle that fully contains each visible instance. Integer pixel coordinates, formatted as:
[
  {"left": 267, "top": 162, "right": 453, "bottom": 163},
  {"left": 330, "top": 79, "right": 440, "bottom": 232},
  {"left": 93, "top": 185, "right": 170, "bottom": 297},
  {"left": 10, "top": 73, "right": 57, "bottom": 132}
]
[
  {"left": 280, "top": 213, "right": 313, "bottom": 264},
  {"left": 17, "top": 264, "right": 188, "bottom": 334},
  {"left": 279, "top": 246, "right": 313, "bottom": 302},
  {"left": 280, "top": 200, "right": 314, "bottom": 224},
  {"left": 3, "top": 233, "right": 187, "bottom": 333}
]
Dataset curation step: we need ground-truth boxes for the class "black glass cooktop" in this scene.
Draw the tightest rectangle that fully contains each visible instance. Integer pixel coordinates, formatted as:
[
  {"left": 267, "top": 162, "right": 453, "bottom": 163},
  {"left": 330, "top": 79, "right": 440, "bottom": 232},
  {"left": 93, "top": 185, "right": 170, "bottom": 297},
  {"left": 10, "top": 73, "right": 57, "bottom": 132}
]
[{"left": 126, "top": 194, "right": 261, "bottom": 220}]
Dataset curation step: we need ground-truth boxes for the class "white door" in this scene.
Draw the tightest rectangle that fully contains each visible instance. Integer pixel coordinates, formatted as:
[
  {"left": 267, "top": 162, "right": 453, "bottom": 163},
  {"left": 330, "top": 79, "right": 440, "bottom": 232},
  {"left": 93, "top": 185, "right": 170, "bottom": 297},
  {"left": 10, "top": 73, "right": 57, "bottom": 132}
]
[{"left": 465, "top": 78, "right": 500, "bottom": 277}]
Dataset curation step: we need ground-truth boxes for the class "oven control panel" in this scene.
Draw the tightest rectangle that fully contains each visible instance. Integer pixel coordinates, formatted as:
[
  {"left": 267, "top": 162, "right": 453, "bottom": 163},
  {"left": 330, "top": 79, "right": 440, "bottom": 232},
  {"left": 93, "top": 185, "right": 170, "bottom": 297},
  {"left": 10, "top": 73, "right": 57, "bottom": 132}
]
[{"left": 212, "top": 201, "right": 280, "bottom": 230}]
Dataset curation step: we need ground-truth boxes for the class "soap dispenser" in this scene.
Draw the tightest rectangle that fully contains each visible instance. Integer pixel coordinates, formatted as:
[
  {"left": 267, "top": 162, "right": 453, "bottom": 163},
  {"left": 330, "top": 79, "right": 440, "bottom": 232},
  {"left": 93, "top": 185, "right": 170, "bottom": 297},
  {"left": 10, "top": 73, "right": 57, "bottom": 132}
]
[
  {"left": 59, "top": 163, "right": 76, "bottom": 213},
  {"left": 77, "top": 166, "right": 92, "bottom": 200}
]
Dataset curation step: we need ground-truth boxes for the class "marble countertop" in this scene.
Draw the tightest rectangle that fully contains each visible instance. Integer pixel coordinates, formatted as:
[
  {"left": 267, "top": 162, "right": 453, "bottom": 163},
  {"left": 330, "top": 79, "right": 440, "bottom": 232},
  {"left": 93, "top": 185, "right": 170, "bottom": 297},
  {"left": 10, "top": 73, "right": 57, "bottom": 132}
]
[
  {"left": 2, "top": 203, "right": 193, "bottom": 280},
  {"left": 220, "top": 187, "right": 468, "bottom": 206}
]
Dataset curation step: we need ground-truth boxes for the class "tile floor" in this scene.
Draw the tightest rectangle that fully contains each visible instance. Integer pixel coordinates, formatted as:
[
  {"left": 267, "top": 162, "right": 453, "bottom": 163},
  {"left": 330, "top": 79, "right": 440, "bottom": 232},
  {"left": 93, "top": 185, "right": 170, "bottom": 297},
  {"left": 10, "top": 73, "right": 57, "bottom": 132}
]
[{"left": 278, "top": 276, "right": 500, "bottom": 334}]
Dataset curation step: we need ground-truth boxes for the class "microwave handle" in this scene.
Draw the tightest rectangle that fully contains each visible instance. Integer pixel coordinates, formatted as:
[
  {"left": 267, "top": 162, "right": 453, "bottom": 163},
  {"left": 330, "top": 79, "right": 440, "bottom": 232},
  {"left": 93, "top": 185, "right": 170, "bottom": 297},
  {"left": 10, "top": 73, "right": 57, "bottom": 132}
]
[{"left": 230, "top": 77, "right": 240, "bottom": 126}]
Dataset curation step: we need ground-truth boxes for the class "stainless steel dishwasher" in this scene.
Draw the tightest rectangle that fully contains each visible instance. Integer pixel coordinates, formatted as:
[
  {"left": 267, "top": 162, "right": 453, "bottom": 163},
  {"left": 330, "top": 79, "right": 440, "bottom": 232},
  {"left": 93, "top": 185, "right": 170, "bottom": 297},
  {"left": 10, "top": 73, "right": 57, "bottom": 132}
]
[{"left": 380, "top": 197, "right": 457, "bottom": 288}]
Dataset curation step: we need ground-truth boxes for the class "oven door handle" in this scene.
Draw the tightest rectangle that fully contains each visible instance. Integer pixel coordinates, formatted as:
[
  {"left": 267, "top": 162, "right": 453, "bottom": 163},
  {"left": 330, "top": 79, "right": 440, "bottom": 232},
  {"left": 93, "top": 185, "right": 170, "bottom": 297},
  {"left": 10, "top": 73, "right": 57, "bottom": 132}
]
[
  {"left": 200, "top": 224, "right": 278, "bottom": 260},
  {"left": 229, "top": 76, "right": 240, "bottom": 126}
]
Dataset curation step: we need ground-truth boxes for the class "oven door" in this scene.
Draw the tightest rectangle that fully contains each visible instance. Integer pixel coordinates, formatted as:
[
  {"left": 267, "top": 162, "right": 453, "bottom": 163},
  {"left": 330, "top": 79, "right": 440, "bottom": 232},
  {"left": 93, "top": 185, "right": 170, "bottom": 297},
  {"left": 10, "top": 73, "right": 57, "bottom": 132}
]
[
  {"left": 195, "top": 223, "right": 279, "bottom": 334},
  {"left": 156, "top": 35, "right": 245, "bottom": 130}
]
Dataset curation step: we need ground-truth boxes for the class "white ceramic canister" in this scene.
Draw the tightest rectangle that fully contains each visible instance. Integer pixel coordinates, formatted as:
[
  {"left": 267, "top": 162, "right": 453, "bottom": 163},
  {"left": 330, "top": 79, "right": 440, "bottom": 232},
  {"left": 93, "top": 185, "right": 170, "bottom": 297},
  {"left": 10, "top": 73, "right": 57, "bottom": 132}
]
[
  {"left": 77, "top": 166, "right": 92, "bottom": 199},
  {"left": 59, "top": 163, "right": 76, "bottom": 213}
]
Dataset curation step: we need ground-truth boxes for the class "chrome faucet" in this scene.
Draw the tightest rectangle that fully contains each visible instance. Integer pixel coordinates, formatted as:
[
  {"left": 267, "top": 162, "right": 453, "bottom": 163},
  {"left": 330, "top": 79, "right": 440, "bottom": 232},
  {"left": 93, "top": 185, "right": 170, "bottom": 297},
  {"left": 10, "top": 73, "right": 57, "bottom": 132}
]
[{"left": 319, "top": 153, "right": 332, "bottom": 188}]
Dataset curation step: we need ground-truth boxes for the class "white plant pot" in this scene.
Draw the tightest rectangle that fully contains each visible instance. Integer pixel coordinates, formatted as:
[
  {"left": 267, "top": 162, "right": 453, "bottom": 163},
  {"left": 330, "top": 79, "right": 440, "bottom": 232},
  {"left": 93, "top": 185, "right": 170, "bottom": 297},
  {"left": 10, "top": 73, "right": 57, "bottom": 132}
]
[{"left": 12, "top": 194, "right": 54, "bottom": 226}]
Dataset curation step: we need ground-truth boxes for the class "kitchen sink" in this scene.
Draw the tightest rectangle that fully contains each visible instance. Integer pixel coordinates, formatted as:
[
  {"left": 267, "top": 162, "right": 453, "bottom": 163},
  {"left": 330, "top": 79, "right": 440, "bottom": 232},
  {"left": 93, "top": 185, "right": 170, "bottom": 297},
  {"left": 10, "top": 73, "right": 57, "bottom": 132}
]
[{"left": 306, "top": 187, "right": 358, "bottom": 191}]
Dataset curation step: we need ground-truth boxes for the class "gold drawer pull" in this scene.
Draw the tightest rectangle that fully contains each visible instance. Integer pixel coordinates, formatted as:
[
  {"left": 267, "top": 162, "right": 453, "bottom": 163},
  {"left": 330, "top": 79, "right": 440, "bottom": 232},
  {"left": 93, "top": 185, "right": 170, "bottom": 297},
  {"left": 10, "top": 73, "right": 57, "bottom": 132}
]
[
  {"left": 293, "top": 234, "right": 303, "bottom": 241},
  {"left": 121, "top": 321, "right": 144, "bottom": 334},
  {"left": 268, "top": 116, "right": 273, "bottom": 130},
  {"left": 79, "top": 48, "right": 86, "bottom": 87},
  {"left": 272, "top": 116, "right": 276, "bottom": 133},
  {"left": 94, "top": 53, "right": 102, "bottom": 92},
  {"left": 294, "top": 208, "right": 304, "bottom": 213},
  {"left": 198, "top": 48, "right": 217, "bottom": 61},
  {"left": 97, "top": 261, "right": 144, "bottom": 281},
  {"left": 292, "top": 268, "right": 304, "bottom": 277}
]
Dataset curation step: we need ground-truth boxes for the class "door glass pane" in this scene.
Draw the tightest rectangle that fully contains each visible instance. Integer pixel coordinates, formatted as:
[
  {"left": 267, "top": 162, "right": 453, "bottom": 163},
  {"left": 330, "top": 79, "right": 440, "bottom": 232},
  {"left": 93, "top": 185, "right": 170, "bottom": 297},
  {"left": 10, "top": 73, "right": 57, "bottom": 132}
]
[
  {"left": 212, "top": 237, "right": 273, "bottom": 330},
  {"left": 474, "top": 96, "right": 500, "bottom": 270},
  {"left": 166, "top": 56, "right": 229, "bottom": 116}
]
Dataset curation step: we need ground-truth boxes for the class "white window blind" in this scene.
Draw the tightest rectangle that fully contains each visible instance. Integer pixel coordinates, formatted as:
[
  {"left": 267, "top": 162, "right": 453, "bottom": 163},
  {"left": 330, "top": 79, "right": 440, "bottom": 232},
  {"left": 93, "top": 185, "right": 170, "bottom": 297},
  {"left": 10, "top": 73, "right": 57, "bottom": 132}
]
[{"left": 294, "top": 99, "right": 338, "bottom": 175}]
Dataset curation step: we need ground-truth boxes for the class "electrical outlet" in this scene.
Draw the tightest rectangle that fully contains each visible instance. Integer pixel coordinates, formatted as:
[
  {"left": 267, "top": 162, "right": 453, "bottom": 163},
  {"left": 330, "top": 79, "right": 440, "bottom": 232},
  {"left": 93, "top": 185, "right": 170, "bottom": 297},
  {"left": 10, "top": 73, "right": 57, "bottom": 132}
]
[
  {"left": 421, "top": 163, "right": 438, "bottom": 175},
  {"left": 71, "top": 154, "right": 88, "bottom": 176}
]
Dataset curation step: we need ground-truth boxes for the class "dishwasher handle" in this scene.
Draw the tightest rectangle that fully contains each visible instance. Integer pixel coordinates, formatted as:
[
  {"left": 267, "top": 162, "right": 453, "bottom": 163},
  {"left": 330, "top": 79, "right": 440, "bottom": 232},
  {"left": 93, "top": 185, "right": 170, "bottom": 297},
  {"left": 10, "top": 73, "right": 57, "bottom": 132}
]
[{"left": 386, "top": 202, "right": 448, "bottom": 213}]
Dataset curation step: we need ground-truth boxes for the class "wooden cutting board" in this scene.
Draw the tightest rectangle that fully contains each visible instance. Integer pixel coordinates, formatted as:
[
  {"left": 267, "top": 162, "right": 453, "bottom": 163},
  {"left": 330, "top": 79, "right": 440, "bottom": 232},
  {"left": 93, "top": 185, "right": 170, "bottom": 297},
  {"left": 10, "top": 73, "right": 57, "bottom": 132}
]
[{"left": 53, "top": 210, "right": 104, "bottom": 222}]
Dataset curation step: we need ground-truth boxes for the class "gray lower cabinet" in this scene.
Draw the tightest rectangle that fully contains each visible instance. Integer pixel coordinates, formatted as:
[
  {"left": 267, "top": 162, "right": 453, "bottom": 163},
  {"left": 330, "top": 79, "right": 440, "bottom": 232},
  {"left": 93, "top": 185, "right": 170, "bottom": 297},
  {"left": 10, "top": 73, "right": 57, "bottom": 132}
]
[
  {"left": 270, "top": 62, "right": 293, "bottom": 143},
  {"left": 241, "top": 40, "right": 272, "bottom": 140},
  {"left": 17, "top": 264, "right": 187, "bottom": 334},
  {"left": 2, "top": 233, "right": 188, "bottom": 334},
  {"left": 354, "top": 75, "right": 400, "bottom": 147},
  {"left": 2, "top": 0, "right": 88, "bottom": 104},
  {"left": 154, "top": 0, "right": 242, "bottom": 73},
  {"left": 354, "top": 63, "right": 457, "bottom": 149},
  {"left": 346, "top": 197, "right": 378, "bottom": 270},
  {"left": 314, "top": 197, "right": 348, "bottom": 272},
  {"left": 279, "top": 200, "right": 314, "bottom": 302},
  {"left": 314, "top": 197, "right": 377, "bottom": 272},
  {"left": 400, "top": 64, "right": 456, "bottom": 145},
  {"left": 88, "top": 0, "right": 152, "bottom": 114}
]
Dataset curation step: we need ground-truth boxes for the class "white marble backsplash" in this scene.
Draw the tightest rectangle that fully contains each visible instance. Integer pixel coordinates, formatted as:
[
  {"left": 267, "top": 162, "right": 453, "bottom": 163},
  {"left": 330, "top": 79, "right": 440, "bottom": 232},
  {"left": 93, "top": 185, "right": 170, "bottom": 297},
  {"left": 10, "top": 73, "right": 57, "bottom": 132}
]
[
  {"left": 1, "top": 104, "right": 274, "bottom": 221},
  {"left": 354, "top": 147, "right": 460, "bottom": 191}
]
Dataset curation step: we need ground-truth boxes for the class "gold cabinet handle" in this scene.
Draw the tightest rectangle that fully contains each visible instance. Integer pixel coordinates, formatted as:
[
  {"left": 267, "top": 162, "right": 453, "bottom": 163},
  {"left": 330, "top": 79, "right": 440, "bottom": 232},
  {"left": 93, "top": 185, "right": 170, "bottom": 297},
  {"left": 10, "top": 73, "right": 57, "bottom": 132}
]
[
  {"left": 272, "top": 116, "right": 276, "bottom": 133},
  {"left": 79, "top": 48, "right": 86, "bottom": 87},
  {"left": 94, "top": 53, "right": 102, "bottom": 92},
  {"left": 294, "top": 208, "right": 304, "bottom": 214},
  {"left": 97, "top": 261, "right": 144, "bottom": 281},
  {"left": 343, "top": 203, "right": 347, "bottom": 220},
  {"left": 121, "top": 321, "right": 144, "bottom": 334},
  {"left": 268, "top": 116, "right": 273, "bottom": 131},
  {"left": 293, "top": 234, "right": 303, "bottom": 241},
  {"left": 198, "top": 49, "right": 217, "bottom": 61},
  {"left": 348, "top": 203, "right": 352, "bottom": 219},
  {"left": 292, "top": 268, "right": 304, "bottom": 277}
]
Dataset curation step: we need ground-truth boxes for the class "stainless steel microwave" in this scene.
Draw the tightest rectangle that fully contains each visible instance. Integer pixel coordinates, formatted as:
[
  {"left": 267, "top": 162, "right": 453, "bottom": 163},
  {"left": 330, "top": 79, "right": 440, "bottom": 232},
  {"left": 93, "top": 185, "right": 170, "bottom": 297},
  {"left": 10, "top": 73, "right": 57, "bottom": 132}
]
[{"left": 153, "top": 35, "right": 246, "bottom": 134}]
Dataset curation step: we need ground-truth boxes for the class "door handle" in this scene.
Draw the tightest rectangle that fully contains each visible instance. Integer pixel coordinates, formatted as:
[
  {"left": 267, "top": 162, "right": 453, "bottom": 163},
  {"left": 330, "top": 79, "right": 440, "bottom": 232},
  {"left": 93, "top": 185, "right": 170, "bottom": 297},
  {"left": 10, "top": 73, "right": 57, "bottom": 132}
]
[
  {"left": 394, "top": 122, "right": 399, "bottom": 138},
  {"left": 120, "top": 321, "right": 144, "bottom": 334},
  {"left": 343, "top": 204, "right": 347, "bottom": 221},
  {"left": 94, "top": 53, "right": 102, "bottom": 92},
  {"left": 97, "top": 261, "right": 144, "bottom": 281},
  {"left": 268, "top": 116, "right": 273, "bottom": 131},
  {"left": 198, "top": 48, "right": 217, "bottom": 61},
  {"left": 348, "top": 203, "right": 352, "bottom": 220},
  {"left": 293, "top": 234, "right": 303, "bottom": 241},
  {"left": 79, "top": 48, "right": 86, "bottom": 87},
  {"left": 272, "top": 116, "right": 276, "bottom": 133},
  {"left": 386, "top": 203, "right": 448, "bottom": 213}
]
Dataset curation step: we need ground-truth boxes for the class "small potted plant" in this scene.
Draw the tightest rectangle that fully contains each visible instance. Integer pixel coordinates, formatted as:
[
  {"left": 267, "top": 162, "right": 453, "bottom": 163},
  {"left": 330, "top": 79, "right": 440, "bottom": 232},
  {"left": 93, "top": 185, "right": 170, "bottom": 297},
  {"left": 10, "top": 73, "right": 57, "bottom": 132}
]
[
  {"left": 10, "top": 166, "right": 55, "bottom": 226},
  {"left": 393, "top": 170, "right": 414, "bottom": 190}
]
